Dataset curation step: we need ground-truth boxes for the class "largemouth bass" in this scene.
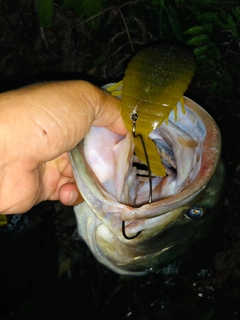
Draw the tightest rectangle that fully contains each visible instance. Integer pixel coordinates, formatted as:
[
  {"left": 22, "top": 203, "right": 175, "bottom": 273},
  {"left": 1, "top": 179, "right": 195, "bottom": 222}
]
[{"left": 69, "top": 84, "right": 225, "bottom": 275}]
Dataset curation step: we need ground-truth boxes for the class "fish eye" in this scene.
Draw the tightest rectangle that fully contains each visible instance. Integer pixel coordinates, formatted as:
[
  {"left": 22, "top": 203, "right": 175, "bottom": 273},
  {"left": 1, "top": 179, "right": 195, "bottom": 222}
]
[{"left": 185, "top": 206, "right": 205, "bottom": 220}]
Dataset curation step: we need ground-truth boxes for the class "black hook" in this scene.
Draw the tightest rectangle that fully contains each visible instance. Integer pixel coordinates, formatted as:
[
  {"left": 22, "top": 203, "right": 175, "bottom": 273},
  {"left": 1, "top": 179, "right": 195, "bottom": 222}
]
[
  {"left": 122, "top": 221, "right": 142, "bottom": 240},
  {"left": 122, "top": 111, "right": 152, "bottom": 240}
]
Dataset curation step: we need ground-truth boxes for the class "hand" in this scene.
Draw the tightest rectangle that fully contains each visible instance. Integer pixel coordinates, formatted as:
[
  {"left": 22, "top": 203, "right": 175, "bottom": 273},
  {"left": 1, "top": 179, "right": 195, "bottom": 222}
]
[{"left": 0, "top": 81, "right": 127, "bottom": 214}]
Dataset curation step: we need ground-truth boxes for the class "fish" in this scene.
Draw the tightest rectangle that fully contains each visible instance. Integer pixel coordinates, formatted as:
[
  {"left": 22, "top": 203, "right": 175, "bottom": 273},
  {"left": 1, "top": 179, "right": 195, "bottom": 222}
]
[{"left": 69, "top": 83, "right": 225, "bottom": 275}]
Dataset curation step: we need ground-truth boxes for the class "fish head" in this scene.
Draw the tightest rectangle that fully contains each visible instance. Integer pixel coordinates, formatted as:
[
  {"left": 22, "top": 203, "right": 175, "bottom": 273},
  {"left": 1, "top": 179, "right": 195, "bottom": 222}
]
[{"left": 69, "top": 86, "right": 225, "bottom": 275}]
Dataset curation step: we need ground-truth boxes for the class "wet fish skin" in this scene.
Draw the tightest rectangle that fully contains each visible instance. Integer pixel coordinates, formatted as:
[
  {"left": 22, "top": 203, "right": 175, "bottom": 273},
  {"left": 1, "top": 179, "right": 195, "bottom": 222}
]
[{"left": 69, "top": 96, "right": 225, "bottom": 275}]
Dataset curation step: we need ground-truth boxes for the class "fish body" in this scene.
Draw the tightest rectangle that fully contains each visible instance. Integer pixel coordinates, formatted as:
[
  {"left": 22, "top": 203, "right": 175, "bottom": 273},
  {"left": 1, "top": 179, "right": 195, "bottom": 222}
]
[{"left": 69, "top": 88, "right": 225, "bottom": 275}]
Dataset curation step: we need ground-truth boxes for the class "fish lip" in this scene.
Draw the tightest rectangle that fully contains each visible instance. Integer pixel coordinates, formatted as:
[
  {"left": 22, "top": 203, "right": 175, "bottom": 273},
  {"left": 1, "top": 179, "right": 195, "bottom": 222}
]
[{"left": 69, "top": 86, "right": 222, "bottom": 222}]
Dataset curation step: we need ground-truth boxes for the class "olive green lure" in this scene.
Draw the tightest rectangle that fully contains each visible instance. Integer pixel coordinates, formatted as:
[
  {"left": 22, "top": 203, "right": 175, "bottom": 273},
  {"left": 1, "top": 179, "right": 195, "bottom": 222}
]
[{"left": 107, "top": 44, "right": 195, "bottom": 177}]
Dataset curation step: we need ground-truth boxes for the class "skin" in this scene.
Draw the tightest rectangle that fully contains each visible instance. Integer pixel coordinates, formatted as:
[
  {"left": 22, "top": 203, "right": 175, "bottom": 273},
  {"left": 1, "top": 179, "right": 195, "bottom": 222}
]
[{"left": 0, "top": 80, "right": 127, "bottom": 215}]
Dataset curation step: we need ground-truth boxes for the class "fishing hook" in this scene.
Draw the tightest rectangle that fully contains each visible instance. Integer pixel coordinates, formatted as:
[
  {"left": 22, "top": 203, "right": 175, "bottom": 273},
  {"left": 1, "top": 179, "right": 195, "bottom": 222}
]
[{"left": 122, "top": 111, "right": 153, "bottom": 240}]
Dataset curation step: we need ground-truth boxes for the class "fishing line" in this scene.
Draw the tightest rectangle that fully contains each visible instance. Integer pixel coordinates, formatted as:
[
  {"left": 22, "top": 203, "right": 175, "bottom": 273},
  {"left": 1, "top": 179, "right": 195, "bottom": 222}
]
[{"left": 122, "top": 111, "right": 153, "bottom": 240}]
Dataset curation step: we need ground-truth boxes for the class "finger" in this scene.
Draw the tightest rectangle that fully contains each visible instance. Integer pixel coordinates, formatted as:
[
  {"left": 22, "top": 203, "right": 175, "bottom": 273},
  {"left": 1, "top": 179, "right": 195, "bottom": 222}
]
[
  {"left": 58, "top": 182, "right": 83, "bottom": 206},
  {"left": 92, "top": 89, "right": 128, "bottom": 136}
]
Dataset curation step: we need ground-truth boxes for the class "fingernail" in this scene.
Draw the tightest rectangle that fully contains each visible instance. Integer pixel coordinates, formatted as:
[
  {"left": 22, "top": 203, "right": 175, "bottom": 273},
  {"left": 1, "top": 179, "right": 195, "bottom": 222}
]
[{"left": 69, "top": 191, "right": 78, "bottom": 204}]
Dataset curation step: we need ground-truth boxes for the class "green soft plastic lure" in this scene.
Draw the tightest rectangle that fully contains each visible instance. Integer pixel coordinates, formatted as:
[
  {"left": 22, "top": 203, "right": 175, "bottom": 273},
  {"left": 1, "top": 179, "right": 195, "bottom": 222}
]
[{"left": 108, "top": 44, "right": 195, "bottom": 176}]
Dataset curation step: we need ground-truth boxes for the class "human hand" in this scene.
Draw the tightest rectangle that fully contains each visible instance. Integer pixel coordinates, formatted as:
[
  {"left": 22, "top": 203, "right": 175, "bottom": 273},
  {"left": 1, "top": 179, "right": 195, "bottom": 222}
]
[{"left": 0, "top": 81, "right": 127, "bottom": 214}]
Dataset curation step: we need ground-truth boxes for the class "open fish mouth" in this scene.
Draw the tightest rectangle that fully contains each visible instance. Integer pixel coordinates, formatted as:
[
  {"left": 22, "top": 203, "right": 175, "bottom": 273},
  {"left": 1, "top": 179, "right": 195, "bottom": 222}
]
[{"left": 69, "top": 87, "right": 225, "bottom": 275}]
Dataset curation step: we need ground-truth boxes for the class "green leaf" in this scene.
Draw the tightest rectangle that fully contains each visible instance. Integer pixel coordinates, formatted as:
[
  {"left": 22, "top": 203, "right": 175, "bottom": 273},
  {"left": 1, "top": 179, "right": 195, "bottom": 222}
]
[
  {"left": 82, "top": 0, "right": 103, "bottom": 17},
  {"left": 193, "top": 45, "right": 208, "bottom": 56},
  {"left": 152, "top": 0, "right": 167, "bottom": 10},
  {"left": 37, "top": 0, "right": 53, "bottom": 28},
  {"left": 184, "top": 24, "right": 212, "bottom": 35},
  {"left": 167, "top": 4, "right": 183, "bottom": 41},
  {"left": 186, "top": 34, "right": 210, "bottom": 46}
]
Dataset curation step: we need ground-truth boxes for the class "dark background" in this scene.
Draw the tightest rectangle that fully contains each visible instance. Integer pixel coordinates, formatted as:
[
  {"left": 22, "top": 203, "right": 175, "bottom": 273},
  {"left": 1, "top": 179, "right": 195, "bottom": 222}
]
[{"left": 0, "top": 1, "right": 240, "bottom": 319}]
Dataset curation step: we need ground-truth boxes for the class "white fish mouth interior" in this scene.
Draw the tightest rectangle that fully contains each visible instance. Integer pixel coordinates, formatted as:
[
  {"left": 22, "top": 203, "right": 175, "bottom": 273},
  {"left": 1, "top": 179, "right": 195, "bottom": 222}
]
[{"left": 82, "top": 101, "right": 207, "bottom": 207}]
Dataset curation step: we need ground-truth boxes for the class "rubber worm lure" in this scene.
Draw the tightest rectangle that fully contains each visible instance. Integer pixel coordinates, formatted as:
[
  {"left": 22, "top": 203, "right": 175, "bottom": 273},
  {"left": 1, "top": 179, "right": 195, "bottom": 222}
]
[{"left": 108, "top": 44, "right": 195, "bottom": 177}]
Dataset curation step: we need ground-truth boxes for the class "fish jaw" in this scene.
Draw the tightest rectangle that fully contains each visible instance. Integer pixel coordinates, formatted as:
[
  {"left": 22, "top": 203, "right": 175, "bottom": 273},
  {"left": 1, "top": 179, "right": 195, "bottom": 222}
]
[{"left": 69, "top": 96, "right": 225, "bottom": 275}]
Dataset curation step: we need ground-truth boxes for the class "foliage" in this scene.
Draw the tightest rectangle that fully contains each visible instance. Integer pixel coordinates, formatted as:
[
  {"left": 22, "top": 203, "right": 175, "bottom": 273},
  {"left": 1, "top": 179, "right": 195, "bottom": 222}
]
[
  {"left": 37, "top": 0, "right": 53, "bottom": 28},
  {"left": 151, "top": 1, "right": 240, "bottom": 107},
  {"left": 36, "top": 0, "right": 240, "bottom": 109}
]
